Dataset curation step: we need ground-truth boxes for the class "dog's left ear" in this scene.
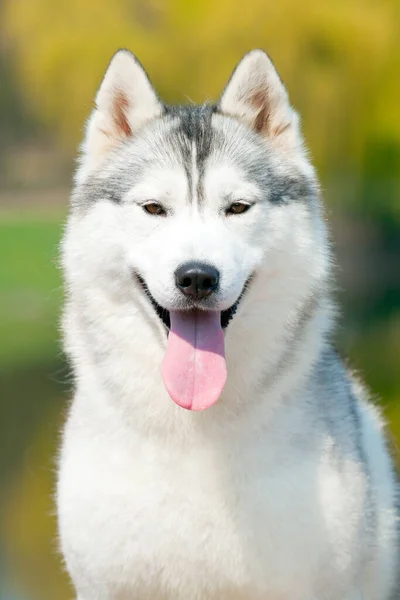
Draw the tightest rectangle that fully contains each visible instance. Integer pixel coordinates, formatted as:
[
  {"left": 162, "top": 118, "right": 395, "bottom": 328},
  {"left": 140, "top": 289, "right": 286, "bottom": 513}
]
[{"left": 219, "top": 50, "right": 303, "bottom": 153}]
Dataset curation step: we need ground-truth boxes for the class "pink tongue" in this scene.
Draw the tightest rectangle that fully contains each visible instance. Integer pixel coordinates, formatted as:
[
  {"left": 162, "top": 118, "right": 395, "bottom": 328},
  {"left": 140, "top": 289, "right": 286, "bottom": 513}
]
[{"left": 161, "top": 310, "right": 227, "bottom": 411}]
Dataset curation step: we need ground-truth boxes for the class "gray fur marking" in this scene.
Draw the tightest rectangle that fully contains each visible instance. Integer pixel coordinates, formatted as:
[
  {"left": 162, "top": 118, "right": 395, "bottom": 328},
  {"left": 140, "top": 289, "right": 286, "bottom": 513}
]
[
  {"left": 256, "top": 291, "right": 322, "bottom": 392},
  {"left": 73, "top": 103, "right": 318, "bottom": 210}
]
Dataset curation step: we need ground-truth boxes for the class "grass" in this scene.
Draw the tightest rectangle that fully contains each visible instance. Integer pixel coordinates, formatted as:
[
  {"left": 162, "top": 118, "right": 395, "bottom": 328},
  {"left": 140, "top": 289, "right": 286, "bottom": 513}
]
[
  {"left": 1, "top": 213, "right": 399, "bottom": 395},
  {"left": 0, "top": 218, "right": 64, "bottom": 368}
]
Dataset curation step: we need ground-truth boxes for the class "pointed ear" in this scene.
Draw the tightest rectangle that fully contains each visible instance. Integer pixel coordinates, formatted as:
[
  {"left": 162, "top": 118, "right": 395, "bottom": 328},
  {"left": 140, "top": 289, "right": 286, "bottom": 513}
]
[
  {"left": 80, "top": 50, "right": 163, "bottom": 174},
  {"left": 219, "top": 50, "right": 303, "bottom": 153}
]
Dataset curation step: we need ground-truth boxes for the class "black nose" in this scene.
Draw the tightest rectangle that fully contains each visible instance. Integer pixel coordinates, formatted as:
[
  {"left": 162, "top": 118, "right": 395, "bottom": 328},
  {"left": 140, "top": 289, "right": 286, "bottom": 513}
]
[{"left": 175, "top": 262, "right": 220, "bottom": 299}]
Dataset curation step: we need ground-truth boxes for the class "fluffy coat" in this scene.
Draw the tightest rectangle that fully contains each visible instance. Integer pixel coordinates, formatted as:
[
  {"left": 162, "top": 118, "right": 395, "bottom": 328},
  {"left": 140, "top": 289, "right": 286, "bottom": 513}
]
[{"left": 57, "top": 49, "right": 399, "bottom": 600}]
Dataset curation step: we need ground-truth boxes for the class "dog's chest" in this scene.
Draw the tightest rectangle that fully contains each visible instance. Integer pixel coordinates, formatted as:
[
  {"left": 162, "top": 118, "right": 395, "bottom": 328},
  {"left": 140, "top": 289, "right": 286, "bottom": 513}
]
[{"left": 59, "top": 420, "right": 326, "bottom": 598}]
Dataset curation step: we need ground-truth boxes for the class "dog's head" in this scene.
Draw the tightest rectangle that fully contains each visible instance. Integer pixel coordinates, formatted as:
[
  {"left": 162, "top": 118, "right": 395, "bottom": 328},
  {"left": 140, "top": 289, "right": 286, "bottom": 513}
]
[{"left": 64, "top": 50, "right": 330, "bottom": 410}]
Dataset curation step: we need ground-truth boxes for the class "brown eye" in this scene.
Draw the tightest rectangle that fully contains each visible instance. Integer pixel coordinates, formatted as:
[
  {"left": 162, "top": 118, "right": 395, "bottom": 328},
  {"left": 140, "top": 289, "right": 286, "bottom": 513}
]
[
  {"left": 143, "top": 202, "right": 166, "bottom": 216},
  {"left": 226, "top": 202, "right": 251, "bottom": 215}
]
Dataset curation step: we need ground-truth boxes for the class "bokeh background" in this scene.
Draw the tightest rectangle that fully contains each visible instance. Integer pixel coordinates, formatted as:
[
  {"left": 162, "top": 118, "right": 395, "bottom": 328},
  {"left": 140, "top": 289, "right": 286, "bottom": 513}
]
[{"left": 0, "top": 1, "right": 399, "bottom": 598}]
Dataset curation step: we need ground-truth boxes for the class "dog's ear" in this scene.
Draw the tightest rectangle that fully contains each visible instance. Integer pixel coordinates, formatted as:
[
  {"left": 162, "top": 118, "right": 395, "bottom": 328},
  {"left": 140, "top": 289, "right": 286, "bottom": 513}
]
[
  {"left": 80, "top": 50, "right": 163, "bottom": 174},
  {"left": 219, "top": 50, "right": 303, "bottom": 153}
]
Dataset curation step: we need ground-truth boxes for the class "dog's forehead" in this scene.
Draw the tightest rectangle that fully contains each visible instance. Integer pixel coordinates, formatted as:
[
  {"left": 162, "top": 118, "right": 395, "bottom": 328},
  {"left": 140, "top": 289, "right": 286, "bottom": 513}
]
[
  {"left": 82, "top": 104, "right": 313, "bottom": 208},
  {"left": 165, "top": 105, "right": 270, "bottom": 181},
  {"left": 123, "top": 105, "right": 270, "bottom": 204}
]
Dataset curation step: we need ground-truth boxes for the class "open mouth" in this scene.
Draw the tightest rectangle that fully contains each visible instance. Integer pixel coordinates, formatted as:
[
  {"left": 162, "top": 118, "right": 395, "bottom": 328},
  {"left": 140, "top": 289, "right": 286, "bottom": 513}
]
[
  {"left": 136, "top": 273, "right": 251, "bottom": 412},
  {"left": 136, "top": 275, "right": 248, "bottom": 330}
]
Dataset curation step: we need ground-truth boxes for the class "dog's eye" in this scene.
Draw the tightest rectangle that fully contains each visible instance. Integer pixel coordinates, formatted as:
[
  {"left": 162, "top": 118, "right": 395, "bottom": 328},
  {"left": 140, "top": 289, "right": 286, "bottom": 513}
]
[
  {"left": 226, "top": 202, "right": 251, "bottom": 215},
  {"left": 143, "top": 202, "right": 166, "bottom": 216}
]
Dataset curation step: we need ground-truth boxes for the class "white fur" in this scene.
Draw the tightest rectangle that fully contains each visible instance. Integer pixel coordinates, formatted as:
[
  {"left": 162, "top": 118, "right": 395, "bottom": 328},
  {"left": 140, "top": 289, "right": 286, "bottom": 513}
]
[{"left": 57, "top": 50, "right": 398, "bottom": 600}]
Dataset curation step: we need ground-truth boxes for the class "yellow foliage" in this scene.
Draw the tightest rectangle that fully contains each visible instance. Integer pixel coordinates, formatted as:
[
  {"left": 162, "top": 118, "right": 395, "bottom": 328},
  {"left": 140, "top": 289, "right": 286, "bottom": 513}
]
[
  {"left": 3, "top": 405, "right": 73, "bottom": 599},
  {"left": 2, "top": 0, "right": 400, "bottom": 186}
]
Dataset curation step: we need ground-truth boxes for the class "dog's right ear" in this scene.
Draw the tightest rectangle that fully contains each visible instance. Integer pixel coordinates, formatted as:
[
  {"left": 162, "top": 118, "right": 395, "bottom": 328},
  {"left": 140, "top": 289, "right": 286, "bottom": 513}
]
[{"left": 79, "top": 50, "right": 163, "bottom": 176}]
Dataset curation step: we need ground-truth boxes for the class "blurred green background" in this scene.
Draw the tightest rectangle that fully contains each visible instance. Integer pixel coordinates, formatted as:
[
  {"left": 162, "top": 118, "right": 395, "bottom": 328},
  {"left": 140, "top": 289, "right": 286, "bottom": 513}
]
[{"left": 0, "top": 1, "right": 399, "bottom": 598}]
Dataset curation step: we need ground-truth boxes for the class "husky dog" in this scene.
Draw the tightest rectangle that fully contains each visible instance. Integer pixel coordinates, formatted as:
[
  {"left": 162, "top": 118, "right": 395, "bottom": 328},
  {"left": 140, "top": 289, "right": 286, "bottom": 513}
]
[{"left": 57, "top": 49, "right": 399, "bottom": 600}]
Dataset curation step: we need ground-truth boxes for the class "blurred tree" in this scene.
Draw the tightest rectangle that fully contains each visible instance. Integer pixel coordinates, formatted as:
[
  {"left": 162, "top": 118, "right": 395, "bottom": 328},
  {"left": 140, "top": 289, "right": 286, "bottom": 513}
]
[
  {"left": 2, "top": 0, "right": 399, "bottom": 183},
  {"left": 0, "top": 4, "right": 399, "bottom": 598}
]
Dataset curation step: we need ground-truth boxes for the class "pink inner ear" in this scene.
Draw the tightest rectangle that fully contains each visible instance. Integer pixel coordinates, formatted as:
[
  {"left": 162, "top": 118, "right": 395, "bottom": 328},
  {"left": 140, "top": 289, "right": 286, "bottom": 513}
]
[
  {"left": 250, "top": 88, "right": 271, "bottom": 135},
  {"left": 113, "top": 90, "right": 132, "bottom": 138}
]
